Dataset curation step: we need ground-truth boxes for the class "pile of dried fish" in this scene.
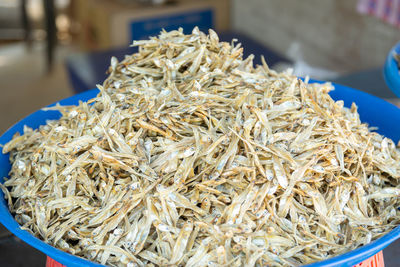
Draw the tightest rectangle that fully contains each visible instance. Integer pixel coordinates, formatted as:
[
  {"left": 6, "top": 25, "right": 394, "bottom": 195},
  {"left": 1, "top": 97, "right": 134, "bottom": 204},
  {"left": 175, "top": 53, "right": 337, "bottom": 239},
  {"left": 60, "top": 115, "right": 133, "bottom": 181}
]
[{"left": 2, "top": 28, "right": 400, "bottom": 266}]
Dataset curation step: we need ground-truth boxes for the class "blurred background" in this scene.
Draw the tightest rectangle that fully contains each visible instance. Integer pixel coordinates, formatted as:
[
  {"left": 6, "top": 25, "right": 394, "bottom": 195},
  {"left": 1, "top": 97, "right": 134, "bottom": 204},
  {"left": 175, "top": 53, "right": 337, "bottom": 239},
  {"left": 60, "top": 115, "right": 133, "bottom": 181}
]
[{"left": 0, "top": 0, "right": 399, "bottom": 266}]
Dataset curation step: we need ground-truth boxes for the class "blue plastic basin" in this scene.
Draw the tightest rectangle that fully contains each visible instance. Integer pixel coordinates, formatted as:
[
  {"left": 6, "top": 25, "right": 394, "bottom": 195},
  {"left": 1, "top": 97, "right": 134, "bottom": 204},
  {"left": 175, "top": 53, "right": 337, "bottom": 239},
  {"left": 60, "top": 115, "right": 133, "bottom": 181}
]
[
  {"left": 384, "top": 41, "right": 400, "bottom": 98},
  {"left": 0, "top": 82, "right": 400, "bottom": 267}
]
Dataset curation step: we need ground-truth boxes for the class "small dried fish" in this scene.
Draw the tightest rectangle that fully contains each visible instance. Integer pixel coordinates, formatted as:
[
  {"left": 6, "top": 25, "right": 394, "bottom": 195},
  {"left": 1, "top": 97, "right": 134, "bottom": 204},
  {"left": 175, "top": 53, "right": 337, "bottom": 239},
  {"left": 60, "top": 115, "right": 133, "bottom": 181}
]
[{"left": 2, "top": 28, "right": 400, "bottom": 267}]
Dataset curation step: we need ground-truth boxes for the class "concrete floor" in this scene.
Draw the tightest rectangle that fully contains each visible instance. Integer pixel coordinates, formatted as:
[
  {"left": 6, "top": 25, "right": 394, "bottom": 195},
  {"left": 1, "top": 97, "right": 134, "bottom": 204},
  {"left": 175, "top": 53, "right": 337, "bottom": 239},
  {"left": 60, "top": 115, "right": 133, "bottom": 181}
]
[
  {"left": 0, "top": 41, "right": 399, "bottom": 266},
  {"left": 0, "top": 42, "right": 73, "bottom": 134}
]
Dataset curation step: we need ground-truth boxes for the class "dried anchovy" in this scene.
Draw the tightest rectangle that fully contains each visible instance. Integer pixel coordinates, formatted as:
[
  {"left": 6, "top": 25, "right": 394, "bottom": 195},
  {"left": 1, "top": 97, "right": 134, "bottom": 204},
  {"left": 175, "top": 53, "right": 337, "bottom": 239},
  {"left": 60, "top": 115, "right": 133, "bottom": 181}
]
[{"left": 2, "top": 28, "right": 400, "bottom": 267}]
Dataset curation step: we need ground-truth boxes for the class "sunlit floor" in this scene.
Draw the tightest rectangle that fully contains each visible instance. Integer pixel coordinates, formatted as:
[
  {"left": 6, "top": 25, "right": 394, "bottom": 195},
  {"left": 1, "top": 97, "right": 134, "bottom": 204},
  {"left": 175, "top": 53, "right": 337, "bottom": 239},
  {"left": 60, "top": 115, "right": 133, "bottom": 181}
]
[{"left": 0, "top": 42, "right": 73, "bottom": 134}]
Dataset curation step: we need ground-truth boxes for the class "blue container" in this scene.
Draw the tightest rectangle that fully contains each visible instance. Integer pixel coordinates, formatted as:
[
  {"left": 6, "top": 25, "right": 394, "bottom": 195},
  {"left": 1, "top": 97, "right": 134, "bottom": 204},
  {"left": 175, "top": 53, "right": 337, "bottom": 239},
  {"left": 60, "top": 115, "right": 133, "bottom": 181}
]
[
  {"left": 384, "top": 41, "right": 400, "bottom": 98},
  {"left": 1, "top": 83, "right": 400, "bottom": 267}
]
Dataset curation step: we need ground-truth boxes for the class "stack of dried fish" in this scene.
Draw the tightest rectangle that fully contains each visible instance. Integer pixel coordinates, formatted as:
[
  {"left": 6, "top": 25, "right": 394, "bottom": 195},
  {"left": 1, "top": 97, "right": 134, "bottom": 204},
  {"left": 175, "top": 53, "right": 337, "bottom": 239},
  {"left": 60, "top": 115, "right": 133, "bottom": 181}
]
[{"left": 2, "top": 28, "right": 400, "bottom": 266}]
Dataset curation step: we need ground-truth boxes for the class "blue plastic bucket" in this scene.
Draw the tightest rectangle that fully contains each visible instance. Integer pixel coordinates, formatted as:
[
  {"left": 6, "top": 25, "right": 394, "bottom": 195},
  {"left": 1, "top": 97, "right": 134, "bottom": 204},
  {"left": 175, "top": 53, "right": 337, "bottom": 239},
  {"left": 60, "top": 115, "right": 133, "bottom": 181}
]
[
  {"left": 1, "top": 82, "right": 400, "bottom": 267},
  {"left": 384, "top": 41, "right": 400, "bottom": 98}
]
